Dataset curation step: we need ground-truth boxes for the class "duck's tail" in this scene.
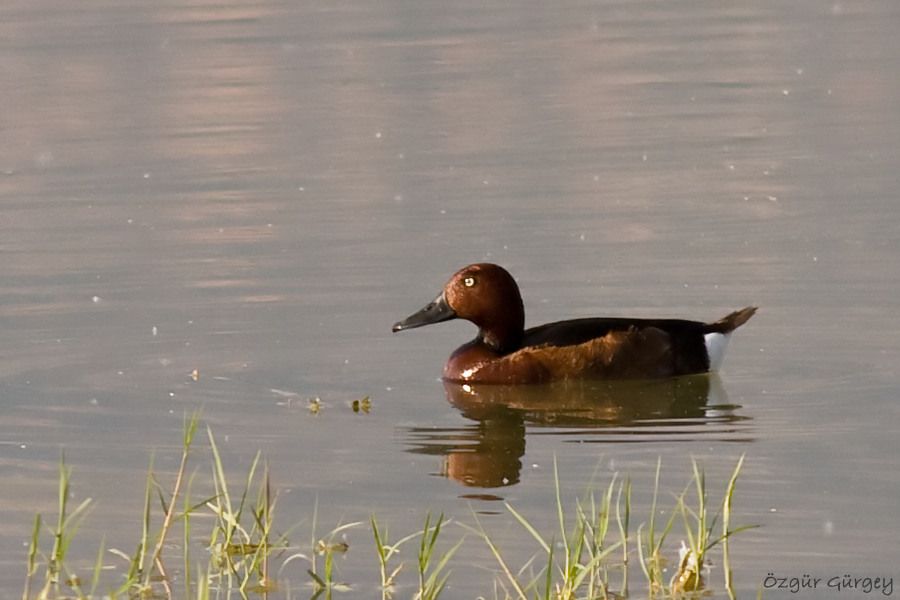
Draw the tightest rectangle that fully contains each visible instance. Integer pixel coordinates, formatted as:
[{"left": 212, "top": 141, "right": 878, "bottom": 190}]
[
  {"left": 704, "top": 306, "right": 758, "bottom": 334},
  {"left": 702, "top": 306, "right": 757, "bottom": 371}
]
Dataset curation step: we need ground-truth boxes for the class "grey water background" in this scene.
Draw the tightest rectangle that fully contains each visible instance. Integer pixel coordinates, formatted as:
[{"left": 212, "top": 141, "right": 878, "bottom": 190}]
[{"left": 2, "top": 0, "right": 899, "bottom": 596}]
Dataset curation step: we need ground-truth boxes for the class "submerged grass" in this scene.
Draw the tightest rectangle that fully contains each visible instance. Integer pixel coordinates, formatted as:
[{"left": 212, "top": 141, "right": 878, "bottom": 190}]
[
  {"left": 301, "top": 506, "right": 360, "bottom": 598},
  {"left": 371, "top": 515, "right": 414, "bottom": 598},
  {"left": 466, "top": 460, "right": 626, "bottom": 600},
  {"left": 415, "top": 513, "right": 463, "bottom": 600},
  {"left": 21, "top": 419, "right": 753, "bottom": 600},
  {"left": 22, "top": 456, "right": 93, "bottom": 600},
  {"left": 468, "top": 456, "right": 752, "bottom": 600},
  {"left": 669, "top": 456, "right": 756, "bottom": 596}
]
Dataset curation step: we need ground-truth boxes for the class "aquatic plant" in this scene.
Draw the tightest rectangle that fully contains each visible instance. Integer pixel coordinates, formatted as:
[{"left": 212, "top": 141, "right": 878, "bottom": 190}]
[
  {"left": 471, "top": 456, "right": 752, "bottom": 600},
  {"left": 371, "top": 515, "right": 417, "bottom": 598},
  {"left": 669, "top": 455, "right": 754, "bottom": 596},
  {"left": 22, "top": 456, "right": 93, "bottom": 600},
  {"left": 20, "top": 418, "right": 753, "bottom": 599},
  {"left": 465, "top": 459, "right": 626, "bottom": 600}
]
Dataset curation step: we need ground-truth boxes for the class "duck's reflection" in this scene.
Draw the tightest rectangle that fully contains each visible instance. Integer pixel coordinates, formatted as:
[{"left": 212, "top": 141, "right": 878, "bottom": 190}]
[{"left": 405, "top": 376, "right": 751, "bottom": 489}]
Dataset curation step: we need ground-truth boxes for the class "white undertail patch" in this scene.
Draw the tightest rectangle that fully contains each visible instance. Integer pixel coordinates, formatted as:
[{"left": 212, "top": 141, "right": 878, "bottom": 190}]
[{"left": 704, "top": 332, "right": 732, "bottom": 371}]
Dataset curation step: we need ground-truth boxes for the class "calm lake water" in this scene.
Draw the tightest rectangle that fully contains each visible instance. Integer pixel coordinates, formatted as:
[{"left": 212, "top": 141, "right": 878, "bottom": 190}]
[{"left": 2, "top": 0, "right": 899, "bottom": 597}]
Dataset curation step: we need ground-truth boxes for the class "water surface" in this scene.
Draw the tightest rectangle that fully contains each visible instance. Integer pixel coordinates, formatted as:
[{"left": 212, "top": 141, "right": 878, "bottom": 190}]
[{"left": 2, "top": 0, "right": 899, "bottom": 596}]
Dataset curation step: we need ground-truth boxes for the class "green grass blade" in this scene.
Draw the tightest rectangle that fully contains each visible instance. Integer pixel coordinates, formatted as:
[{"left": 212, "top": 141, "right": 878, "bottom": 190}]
[
  {"left": 552, "top": 458, "right": 570, "bottom": 561},
  {"left": 22, "top": 513, "right": 41, "bottom": 600},
  {"left": 722, "top": 453, "right": 745, "bottom": 593},
  {"left": 569, "top": 540, "right": 623, "bottom": 591},
  {"left": 462, "top": 516, "right": 528, "bottom": 600},
  {"left": 89, "top": 535, "right": 105, "bottom": 595},
  {"left": 504, "top": 503, "right": 550, "bottom": 554}
]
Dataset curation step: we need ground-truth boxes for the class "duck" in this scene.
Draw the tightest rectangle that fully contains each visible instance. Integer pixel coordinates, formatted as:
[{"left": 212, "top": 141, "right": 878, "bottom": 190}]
[{"left": 392, "top": 263, "right": 756, "bottom": 384}]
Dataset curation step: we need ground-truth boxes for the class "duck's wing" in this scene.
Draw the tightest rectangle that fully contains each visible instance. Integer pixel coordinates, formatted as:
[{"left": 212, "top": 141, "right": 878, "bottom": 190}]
[
  {"left": 522, "top": 317, "right": 712, "bottom": 376},
  {"left": 522, "top": 317, "right": 706, "bottom": 348}
]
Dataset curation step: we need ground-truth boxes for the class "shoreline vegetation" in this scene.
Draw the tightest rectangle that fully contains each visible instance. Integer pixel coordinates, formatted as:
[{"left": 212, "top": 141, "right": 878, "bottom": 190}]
[{"left": 22, "top": 413, "right": 754, "bottom": 599}]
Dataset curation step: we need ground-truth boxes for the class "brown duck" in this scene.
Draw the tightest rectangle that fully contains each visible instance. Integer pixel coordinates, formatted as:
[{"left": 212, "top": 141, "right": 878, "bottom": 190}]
[{"left": 393, "top": 263, "right": 756, "bottom": 384}]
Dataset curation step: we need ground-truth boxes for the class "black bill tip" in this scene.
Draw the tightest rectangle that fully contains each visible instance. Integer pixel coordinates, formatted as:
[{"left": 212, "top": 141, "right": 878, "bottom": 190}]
[{"left": 392, "top": 293, "right": 456, "bottom": 332}]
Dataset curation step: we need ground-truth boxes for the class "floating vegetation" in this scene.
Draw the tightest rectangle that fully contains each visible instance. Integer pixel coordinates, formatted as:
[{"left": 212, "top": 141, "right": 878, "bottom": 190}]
[
  {"left": 270, "top": 389, "right": 373, "bottom": 415},
  {"left": 21, "top": 416, "right": 753, "bottom": 599},
  {"left": 351, "top": 396, "right": 371, "bottom": 414}
]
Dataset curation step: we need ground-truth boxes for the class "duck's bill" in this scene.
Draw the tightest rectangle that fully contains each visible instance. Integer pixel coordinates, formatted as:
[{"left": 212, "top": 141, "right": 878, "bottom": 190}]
[{"left": 392, "top": 293, "right": 457, "bottom": 332}]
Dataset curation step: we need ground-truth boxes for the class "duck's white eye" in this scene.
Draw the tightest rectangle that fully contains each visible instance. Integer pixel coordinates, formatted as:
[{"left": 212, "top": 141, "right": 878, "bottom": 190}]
[{"left": 463, "top": 276, "right": 476, "bottom": 287}]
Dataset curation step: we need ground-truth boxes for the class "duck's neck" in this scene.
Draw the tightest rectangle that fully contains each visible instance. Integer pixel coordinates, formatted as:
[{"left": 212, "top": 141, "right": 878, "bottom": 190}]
[{"left": 478, "top": 306, "right": 524, "bottom": 355}]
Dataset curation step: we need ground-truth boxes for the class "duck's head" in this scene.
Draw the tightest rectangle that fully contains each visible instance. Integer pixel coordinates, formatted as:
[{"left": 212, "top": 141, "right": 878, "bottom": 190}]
[{"left": 392, "top": 263, "right": 525, "bottom": 353}]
